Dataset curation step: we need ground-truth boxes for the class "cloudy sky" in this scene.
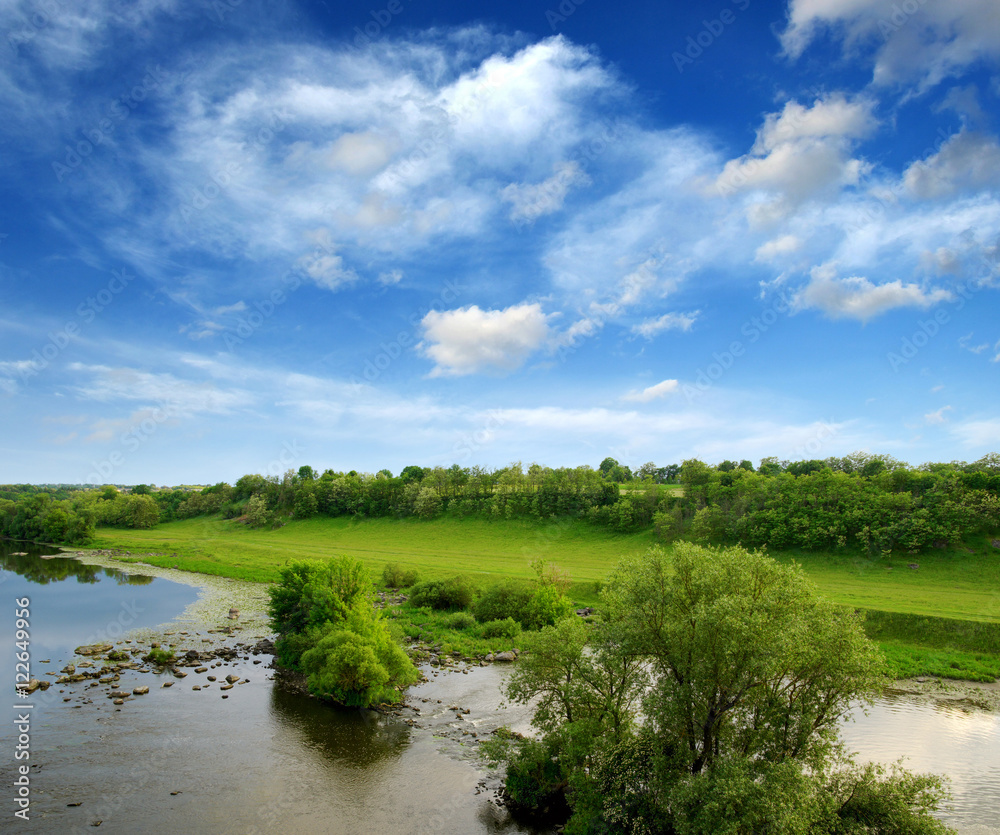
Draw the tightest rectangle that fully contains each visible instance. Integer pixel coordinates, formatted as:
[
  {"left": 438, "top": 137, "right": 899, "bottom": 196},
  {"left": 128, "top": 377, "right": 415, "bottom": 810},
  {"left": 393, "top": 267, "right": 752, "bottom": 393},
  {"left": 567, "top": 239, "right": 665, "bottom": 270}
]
[{"left": 1, "top": 0, "right": 998, "bottom": 485}]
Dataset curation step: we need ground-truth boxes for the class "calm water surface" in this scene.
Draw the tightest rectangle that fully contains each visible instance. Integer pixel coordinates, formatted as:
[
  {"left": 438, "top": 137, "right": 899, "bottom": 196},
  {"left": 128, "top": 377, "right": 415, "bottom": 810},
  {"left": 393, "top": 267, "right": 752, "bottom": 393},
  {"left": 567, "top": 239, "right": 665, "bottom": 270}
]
[{"left": 2, "top": 540, "right": 998, "bottom": 834}]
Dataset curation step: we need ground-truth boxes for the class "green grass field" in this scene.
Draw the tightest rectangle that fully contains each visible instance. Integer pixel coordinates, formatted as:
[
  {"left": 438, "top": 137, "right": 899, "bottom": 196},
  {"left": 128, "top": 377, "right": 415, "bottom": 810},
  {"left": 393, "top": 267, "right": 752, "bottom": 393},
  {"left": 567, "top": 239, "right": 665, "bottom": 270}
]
[{"left": 91, "top": 515, "right": 1000, "bottom": 680}]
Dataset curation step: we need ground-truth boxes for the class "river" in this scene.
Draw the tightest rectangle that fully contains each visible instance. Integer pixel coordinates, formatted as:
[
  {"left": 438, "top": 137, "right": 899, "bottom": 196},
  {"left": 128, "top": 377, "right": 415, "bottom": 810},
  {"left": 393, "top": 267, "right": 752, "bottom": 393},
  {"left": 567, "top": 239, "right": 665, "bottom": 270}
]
[{"left": 1, "top": 541, "right": 998, "bottom": 834}]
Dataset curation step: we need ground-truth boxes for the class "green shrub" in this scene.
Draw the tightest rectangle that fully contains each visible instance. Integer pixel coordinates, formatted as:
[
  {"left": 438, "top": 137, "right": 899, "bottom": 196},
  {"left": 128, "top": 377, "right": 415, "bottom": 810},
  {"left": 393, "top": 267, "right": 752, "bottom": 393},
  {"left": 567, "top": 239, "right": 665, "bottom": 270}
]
[
  {"left": 144, "top": 647, "right": 175, "bottom": 665},
  {"left": 382, "top": 562, "right": 420, "bottom": 588},
  {"left": 481, "top": 617, "right": 521, "bottom": 640},
  {"left": 408, "top": 576, "right": 474, "bottom": 611},
  {"left": 473, "top": 578, "right": 535, "bottom": 625},
  {"left": 300, "top": 612, "right": 421, "bottom": 707},
  {"left": 446, "top": 611, "right": 477, "bottom": 631}
]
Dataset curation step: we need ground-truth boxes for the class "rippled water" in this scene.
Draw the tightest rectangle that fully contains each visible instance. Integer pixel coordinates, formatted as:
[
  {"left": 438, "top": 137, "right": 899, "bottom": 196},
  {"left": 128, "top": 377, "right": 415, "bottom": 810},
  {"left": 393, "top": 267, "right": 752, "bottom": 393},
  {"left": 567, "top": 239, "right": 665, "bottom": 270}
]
[
  {"left": 3, "top": 540, "right": 999, "bottom": 834},
  {"left": 841, "top": 694, "right": 1000, "bottom": 834}
]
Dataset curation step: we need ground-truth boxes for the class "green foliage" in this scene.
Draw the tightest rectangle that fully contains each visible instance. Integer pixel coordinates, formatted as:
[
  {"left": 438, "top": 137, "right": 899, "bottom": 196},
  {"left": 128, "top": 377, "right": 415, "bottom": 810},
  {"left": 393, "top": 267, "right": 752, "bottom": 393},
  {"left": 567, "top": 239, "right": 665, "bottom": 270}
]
[
  {"left": 820, "top": 758, "right": 952, "bottom": 834},
  {"left": 299, "top": 609, "right": 420, "bottom": 707},
  {"left": 408, "top": 576, "right": 474, "bottom": 611},
  {"left": 473, "top": 578, "right": 535, "bottom": 625},
  {"left": 243, "top": 494, "right": 270, "bottom": 528},
  {"left": 485, "top": 735, "right": 570, "bottom": 818},
  {"left": 445, "top": 611, "right": 477, "bottom": 631},
  {"left": 381, "top": 562, "right": 419, "bottom": 588},
  {"left": 267, "top": 555, "right": 419, "bottom": 706},
  {"left": 268, "top": 556, "right": 372, "bottom": 649},
  {"left": 481, "top": 617, "right": 521, "bottom": 640},
  {"left": 144, "top": 647, "right": 176, "bottom": 665},
  {"left": 499, "top": 543, "right": 954, "bottom": 834}
]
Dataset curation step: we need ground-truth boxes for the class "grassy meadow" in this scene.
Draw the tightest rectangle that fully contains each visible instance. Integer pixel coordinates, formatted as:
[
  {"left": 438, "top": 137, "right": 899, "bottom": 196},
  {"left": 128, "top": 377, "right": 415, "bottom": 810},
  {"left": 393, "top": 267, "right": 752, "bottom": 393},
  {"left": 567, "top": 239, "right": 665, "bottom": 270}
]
[{"left": 90, "top": 515, "right": 1000, "bottom": 680}]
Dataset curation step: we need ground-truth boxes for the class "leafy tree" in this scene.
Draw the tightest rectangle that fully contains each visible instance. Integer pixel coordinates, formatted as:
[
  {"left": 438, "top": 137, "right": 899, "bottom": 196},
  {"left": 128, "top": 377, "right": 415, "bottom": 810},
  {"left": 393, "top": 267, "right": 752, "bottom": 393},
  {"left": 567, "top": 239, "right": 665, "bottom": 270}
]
[
  {"left": 268, "top": 556, "right": 419, "bottom": 706},
  {"left": 498, "top": 543, "right": 952, "bottom": 833}
]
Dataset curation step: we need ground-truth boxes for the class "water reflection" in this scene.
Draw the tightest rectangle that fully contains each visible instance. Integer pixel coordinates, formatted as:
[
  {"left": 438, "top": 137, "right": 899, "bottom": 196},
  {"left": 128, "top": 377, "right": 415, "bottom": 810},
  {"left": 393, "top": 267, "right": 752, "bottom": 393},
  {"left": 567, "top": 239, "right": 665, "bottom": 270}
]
[
  {"left": 268, "top": 683, "right": 412, "bottom": 769},
  {"left": 0, "top": 539, "right": 144, "bottom": 585}
]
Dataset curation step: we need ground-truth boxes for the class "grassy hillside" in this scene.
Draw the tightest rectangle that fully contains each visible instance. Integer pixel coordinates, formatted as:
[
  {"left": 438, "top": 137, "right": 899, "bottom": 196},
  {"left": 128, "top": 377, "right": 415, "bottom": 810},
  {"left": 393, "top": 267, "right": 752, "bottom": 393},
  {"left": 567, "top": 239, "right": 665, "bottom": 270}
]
[{"left": 90, "top": 515, "right": 1000, "bottom": 680}]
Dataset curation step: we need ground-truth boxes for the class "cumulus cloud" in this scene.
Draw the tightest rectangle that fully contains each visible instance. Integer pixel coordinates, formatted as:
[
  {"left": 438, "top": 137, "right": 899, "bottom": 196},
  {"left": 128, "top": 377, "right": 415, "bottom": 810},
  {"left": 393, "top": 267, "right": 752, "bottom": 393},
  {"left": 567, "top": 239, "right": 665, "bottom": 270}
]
[
  {"left": 622, "top": 379, "right": 679, "bottom": 403},
  {"left": 903, "top": 131, "right": 1000, "bottom": 200},
  {"left": 715, "top": 95, "right": 875, "bottom": 222},
  {"left": 419, "top": 302, "right": 552, "bottom": 376},
  {"left": 791, "top": 265, "right": 953, "bottom": 321},
  {"left": 631, "top": 312, "right": 699, "bottom": 339}
]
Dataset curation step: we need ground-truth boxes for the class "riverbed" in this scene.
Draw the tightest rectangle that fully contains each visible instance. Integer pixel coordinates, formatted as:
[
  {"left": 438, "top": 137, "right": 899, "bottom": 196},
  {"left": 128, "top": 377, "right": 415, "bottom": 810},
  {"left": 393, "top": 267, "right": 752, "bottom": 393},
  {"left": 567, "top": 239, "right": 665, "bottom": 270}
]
[{"left": 2, "top": 542, "right": 998, "bottom": 834}]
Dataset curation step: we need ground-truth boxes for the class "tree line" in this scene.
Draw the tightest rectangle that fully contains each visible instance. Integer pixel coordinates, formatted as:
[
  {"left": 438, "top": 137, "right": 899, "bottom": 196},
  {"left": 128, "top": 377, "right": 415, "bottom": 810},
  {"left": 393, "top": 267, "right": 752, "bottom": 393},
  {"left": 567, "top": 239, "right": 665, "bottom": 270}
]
[{"left": 2, "top": 452, "right": 997, "bottom": 554}]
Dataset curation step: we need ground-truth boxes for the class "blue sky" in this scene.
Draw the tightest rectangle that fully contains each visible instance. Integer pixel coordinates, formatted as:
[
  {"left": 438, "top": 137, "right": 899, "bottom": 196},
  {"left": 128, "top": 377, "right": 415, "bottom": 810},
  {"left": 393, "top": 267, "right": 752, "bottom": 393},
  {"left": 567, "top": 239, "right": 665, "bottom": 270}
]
[{"left": 1, "top": 0, "right": 998, "bottom": 486}]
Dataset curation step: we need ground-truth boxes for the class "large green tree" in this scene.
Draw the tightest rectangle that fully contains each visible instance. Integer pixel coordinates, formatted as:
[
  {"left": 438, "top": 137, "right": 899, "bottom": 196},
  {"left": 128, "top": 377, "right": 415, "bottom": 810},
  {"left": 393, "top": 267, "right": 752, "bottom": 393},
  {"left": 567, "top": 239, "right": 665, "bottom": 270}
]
[{"left": 497, "top": 543, "right": 952, "bottom": 834}]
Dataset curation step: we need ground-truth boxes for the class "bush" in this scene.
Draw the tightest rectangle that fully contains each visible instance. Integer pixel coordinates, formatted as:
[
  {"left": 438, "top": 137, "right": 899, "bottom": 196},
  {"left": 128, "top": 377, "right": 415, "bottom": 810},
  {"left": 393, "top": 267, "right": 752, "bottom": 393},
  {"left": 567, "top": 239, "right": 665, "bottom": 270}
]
[
  {"left": 446, "top": 611, "right": 477, "bottom": 631},
  {"left": 300, "top": 612, "right": 421, "bottom": 707},
  {"left": 382, "top": 562, "right": 420, "bottom": 589},
  {"left": 481, "top": 617, "right": 522, "bottom": 640},
  {"left": 143, "top": 647, "right": 175, "bottom": 666},
  {"left": 473, "top": 578, "right": 535, "bottom": 626},
  {"left": 408, "top": 576, "right": 474, "bottom": 611}
]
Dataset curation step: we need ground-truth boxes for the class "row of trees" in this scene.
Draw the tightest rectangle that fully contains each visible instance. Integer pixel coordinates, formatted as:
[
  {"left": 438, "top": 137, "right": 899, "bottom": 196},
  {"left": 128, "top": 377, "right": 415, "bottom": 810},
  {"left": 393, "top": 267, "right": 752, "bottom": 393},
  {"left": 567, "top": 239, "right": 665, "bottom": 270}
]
[
  {"left": 487, "top": 543, "right": 952, "bottom": 833},
  {"left": 663, "top": 460, "right": 1000, "bottom": 554},
  {"left": 2, "top": 453, "right": 997, "bottom": 555}
]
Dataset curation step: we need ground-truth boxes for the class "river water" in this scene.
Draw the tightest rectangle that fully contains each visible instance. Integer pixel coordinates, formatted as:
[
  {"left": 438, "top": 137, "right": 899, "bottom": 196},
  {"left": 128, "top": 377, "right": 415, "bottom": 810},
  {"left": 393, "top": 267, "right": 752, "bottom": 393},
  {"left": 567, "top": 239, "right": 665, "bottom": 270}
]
[{"left": 2, "top": 541, "right": 998, "bottom": 834}]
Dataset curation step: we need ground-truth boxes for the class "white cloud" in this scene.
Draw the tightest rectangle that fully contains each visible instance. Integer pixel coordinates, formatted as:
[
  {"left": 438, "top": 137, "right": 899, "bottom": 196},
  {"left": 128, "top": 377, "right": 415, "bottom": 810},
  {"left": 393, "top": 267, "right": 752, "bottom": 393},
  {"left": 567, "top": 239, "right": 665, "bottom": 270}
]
[
  {"left": 755, "top": 234, "right": 803, "bottom": 262},
  {"left": 791, "top": 265, "right": 953, "bottom": 321},
  {"left": 377, "top": 269, "right": 403, "bottom": 286},
  {"left": 632, "top": 312, "right": 699, "bottom": 339},
  {"left": 326, "top": 131, "right": 396, "bottom": 177},
  {"left": 951, "top": 417, "right": 1000, "bottom": 448},
  {"left": 623, "top": 379, "right": 679, "bottom": 403},
  {"left": 501, "top": 161, "right": 590, "bottom": 224},
  {"left": 781, "top": 0, "right": 1000, "bottom": 89},
  {"left": 69, "top": 363, "right": 254, "bottom": 416},
  {"left": 903, "top": 131, "right": 1000, "bottom": 200},
  {"left": 958, "top": 332, "right": 989, "bottom": 354},
  {"left": 715, "top": 95, "right": 875, "bottom": 222},
  {"left": 925, "top": 405, "right": 953, "bottom": 425},
  {"left": 419, "top": 302, "right": 552, "bottom": 376},
  {"left": 297, "top": 250, "right": 359, "bottom": 291}
]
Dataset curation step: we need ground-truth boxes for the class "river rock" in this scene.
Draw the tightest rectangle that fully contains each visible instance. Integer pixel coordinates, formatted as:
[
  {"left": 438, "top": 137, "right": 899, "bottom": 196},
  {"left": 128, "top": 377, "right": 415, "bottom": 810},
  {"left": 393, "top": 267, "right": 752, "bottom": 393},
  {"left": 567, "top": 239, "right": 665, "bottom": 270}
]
[
  {"left": 162, "top": 681, "right": 174, "bottom": 688},
  {"left": 109, "top": 690, "right": 130, "bottom": 698},
  {"left": 195, "top": 667, "right": 208, "bottom": 674},
  {"left": 75, "top": 643, "right": 113, "bottom": 656},
  {"left": 225, "top": 674, "right": 239, "bottom": 683},
  {"left": 16, "top": 679, "right": 42, "bottom": 694},
  {"left": 132, "top": 686, "right": 149, "bottom": 696},
  {"left": 61, "top": 664, "right": 76, "bottom": 674},
  {"left": 492, "top": 651, "right": 517, "bottom": 662}
]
